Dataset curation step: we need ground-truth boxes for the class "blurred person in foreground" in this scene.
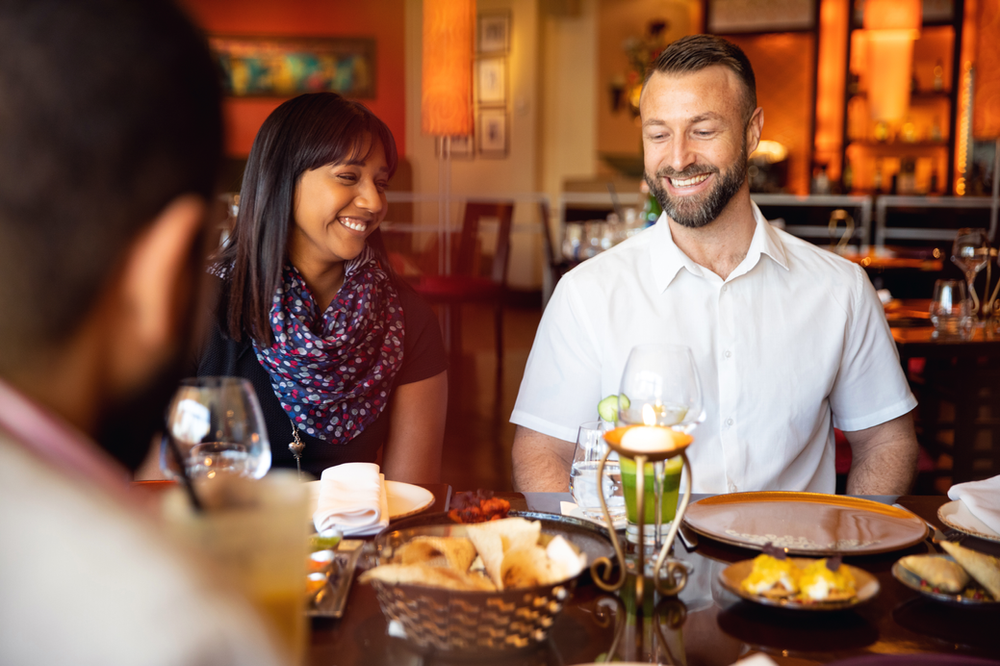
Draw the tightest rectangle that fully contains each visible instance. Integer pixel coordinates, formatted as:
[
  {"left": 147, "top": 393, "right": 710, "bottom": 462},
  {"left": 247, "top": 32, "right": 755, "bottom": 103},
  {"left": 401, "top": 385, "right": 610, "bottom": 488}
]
[
  {"left": 0, "top": 0, "right": 285, "bottom": 663},
  {"left": 511, "top": 35, "right": 918, "bottom": 496},
  {"left": 199, "top": 93, "right": 448, "bottom": 481}
]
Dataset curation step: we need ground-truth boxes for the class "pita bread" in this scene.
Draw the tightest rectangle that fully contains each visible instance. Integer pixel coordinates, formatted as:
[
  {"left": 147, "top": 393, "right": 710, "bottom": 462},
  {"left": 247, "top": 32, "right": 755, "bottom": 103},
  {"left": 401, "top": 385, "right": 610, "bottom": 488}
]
[
  {"left": 391, "top": 536, "right": 477, "bottom": 572},
  {"left": 359, "top": 563, "right": 496, "bottom": 592},
  {"left": 898, "top": 555, "right": 970, "bottom": 593},
  {"left": 501, "top": 546, "right": 557, "bottom": 588},
  {"left": 939, "top": 541, "right": 1000, "bottom": 599},
  {"left": 465, "top": 518, "right": 542, "bottom": 589}
]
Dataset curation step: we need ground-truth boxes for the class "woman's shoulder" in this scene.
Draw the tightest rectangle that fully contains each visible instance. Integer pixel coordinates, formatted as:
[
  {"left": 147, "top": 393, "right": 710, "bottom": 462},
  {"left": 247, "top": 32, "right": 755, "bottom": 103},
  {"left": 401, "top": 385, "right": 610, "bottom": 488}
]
[
  {"left": 392, "top": 281, "right": 448, "bottom": 381},
  {"left": 395, "top": 281, "right": 435, "bottom": 325}
]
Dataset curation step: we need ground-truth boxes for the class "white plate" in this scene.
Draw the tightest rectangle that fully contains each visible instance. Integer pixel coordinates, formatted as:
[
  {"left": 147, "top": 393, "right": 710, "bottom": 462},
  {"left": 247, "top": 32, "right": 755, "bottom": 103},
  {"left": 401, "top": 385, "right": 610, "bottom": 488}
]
[
  {"left": 938, "top": 500, "right": 1000, "bottom": 543},
  {"left": 307, "top": 480, "right": 435, "bottom": 521},
  {"left": 559, "top": 501, "right": 627, "bottom": 531}
]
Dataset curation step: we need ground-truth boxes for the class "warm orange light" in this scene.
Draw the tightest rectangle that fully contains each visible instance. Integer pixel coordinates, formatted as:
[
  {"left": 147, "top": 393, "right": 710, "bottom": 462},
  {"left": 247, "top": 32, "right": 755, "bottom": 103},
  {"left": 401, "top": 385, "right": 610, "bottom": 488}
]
[
  {"left": 421, "top": 0, "right": 475, "bottom": 136},
  {"left": 972, "top": 0, "right": 1000, "bottom": 138},
  {"left": 863, "top": 0, "right": 921, "bottom": 31},
  {"left": 814, "top": 0, "right": 848, "bottom": 181},
  {"left": 864, "top": 0, "right": 921, "bottom": 123}
]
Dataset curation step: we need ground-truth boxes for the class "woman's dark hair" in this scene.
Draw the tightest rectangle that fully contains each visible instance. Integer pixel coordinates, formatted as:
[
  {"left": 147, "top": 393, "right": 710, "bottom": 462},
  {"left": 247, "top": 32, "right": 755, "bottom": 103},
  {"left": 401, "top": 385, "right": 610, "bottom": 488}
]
[{"left": 219, "top": 92, "right": 399, "bottom": 346}]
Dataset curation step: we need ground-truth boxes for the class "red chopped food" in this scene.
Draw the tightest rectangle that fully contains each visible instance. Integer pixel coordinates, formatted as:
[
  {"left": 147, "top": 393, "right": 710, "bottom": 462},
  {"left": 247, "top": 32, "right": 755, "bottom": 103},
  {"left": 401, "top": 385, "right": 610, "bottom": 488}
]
[{"left": 448, "top": 490, "right": 511, "bottom": 524}]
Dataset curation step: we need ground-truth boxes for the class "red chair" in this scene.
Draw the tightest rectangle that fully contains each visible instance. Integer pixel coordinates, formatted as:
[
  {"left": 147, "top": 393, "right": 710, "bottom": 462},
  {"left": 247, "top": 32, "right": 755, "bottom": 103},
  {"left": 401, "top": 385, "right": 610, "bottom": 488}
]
[{"left": 413, "top": 200, "right": 515, "bottom": 368}]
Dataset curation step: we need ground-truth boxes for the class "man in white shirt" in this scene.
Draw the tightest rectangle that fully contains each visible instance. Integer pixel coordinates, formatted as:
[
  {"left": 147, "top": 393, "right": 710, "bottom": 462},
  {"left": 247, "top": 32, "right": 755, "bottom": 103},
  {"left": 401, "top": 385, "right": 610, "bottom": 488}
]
[
  {"left": 511, "top": 35, "right": 918, "bottom": 495},
  {"left": 0, "top": 1, "right": 286, "bottom": 664}
]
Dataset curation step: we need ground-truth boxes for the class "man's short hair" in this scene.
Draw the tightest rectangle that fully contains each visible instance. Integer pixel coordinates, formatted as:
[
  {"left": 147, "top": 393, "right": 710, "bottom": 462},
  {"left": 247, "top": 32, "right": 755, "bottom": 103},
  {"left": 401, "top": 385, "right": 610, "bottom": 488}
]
[
  {"left": 0, "top": 0, "right": 222, "bottom": 368},
  {"left": 645, "top": 34, "right": 757, "bottom": 125}
]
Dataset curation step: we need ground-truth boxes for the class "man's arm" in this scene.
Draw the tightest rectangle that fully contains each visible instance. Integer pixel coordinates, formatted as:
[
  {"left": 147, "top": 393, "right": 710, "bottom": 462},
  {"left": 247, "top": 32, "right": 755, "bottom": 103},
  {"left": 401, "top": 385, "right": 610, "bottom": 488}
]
[
  {"left": 842, "top": 410, "right": 918, "bottom": 495},
  {"left": 512, "top": 425, "right": 576, "bottom": 492}
]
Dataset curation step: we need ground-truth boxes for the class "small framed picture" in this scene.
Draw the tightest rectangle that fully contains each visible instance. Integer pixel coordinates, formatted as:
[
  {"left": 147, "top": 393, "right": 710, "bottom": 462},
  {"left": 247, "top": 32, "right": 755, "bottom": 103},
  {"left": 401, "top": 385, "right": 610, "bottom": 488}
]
[
  {"left": 478, "top": 12, "right": 510, "bottom": 54},
  {"left": 476, "top": 57, "right": 506, "bottom": 105},
  {"left": 478, "top": 109, "right": 507, "bottom": 158}
]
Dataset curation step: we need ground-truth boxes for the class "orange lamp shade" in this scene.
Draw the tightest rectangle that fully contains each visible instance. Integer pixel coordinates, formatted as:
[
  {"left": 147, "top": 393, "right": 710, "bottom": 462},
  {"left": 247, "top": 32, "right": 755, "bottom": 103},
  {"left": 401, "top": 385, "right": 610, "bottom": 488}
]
[
  {"left": 863, "top": 0, "right": 921, "bottom": 123},
  {"left": 422, "top": 0, "right": 475, "bottom": 137},
  {"left": 973, "top": 0, "right": 1000, "bottom": 138}
]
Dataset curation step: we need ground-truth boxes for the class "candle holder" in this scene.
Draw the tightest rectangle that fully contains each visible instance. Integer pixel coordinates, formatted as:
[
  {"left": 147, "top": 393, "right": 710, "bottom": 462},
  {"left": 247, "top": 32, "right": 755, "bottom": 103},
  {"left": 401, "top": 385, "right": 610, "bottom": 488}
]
[{"left": 590, "top": 425, "right": 694, "bottom": 606}]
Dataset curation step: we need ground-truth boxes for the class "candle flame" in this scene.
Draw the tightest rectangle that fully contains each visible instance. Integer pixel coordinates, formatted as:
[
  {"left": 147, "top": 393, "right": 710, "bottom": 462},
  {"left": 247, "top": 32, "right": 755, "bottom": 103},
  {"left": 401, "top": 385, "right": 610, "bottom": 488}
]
[{"left": 642, "top": 403, "right": 656, "bottom": 426}]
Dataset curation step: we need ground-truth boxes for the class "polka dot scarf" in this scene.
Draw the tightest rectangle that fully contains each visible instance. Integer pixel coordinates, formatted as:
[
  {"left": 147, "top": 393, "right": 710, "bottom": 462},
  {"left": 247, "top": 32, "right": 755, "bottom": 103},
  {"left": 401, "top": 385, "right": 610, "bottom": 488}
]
[{"left": 253, "top": 246, "right": 405, "bottom": 445}]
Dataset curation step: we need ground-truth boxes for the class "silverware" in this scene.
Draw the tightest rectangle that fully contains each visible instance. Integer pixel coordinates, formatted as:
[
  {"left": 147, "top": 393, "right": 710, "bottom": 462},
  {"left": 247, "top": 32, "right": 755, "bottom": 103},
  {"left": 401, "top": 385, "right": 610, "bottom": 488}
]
[{"left": 678, "top": 523, "right": 699, "bottom": 551}]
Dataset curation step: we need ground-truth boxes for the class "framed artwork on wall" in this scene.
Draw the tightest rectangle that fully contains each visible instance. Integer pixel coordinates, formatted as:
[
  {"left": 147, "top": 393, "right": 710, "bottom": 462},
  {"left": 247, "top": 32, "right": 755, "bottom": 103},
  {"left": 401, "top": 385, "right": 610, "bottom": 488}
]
[
  {"left": 209, "top": 35, "right": 376, "bottom": 98},
  {"left": 706, "top": 0, "right": 816, "bottom": 33},
  {"left": 478, "top": 12, "right": 510, "bottom": 54},
  {"left": 476, "top": 57, "right": 506, "bottom": 105},
  {"left": 478, "top": 108, "right": 507, "bottom": 158}
]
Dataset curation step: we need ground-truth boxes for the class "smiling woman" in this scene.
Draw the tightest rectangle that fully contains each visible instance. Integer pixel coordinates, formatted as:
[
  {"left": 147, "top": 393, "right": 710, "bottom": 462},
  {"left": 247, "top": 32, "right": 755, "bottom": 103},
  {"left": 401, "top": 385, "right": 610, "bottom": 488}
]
[{"left": 198, "top": 93, "right": 448, "bottom": 483}]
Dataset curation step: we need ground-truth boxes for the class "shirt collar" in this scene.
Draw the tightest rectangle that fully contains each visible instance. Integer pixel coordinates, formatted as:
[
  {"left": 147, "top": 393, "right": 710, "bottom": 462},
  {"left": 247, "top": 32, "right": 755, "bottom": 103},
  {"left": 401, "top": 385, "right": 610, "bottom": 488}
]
[
  {"left": 0, "top": 378, "right": 130, "bottom": 491},
  {"left": 649, "top": 200, "right": 790, "bottom": 291}
]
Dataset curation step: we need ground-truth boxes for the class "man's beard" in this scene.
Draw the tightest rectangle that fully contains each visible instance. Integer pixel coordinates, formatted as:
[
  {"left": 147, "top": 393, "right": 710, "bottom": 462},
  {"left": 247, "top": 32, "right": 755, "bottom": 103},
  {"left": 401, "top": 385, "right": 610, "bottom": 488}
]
[{"left": 645, "top": 142, "right": 748, "bottom": 229}]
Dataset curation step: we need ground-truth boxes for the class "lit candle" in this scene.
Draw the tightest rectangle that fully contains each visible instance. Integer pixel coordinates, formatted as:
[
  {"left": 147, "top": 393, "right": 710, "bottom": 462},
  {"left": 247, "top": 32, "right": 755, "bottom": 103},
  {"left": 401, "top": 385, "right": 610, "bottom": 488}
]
[{"left": 620, "top": 425, "right": 685, "bottom": 454}]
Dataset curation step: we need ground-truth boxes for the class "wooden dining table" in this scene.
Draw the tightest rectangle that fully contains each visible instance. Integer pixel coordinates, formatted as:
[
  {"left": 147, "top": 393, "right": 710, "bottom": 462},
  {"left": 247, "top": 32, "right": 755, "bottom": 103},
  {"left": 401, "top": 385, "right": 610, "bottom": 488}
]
[
  {"left": 885, "top": 300, "right": 1000, "bottom": 484},
  {"left": 308, "top": 490, "right": 1000, "bottom": 666}
]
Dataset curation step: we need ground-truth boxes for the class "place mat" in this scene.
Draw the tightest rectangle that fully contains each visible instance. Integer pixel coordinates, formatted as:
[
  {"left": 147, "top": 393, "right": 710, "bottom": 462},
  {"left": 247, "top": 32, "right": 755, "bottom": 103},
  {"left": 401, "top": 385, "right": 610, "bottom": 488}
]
[{"left": 683, "top": 492, "right": 927, "bottom": 555}]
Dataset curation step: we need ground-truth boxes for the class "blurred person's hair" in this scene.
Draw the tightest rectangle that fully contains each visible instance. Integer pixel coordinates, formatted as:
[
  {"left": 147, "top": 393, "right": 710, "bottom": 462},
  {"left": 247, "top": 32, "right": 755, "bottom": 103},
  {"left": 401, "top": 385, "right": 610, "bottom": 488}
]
[
  {"left": 0, "top": 0, "right": 223, "bottom": 371},
  {"left": 645, "top": 34, "right": 757, "bottom": 126},
  {"left": 218, "top": 92, "right": 400, "bottom": 346}
]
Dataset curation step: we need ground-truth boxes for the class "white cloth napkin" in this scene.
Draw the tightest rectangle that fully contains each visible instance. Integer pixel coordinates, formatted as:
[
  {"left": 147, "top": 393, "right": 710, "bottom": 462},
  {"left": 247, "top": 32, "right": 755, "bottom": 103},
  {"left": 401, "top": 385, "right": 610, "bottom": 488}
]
[
  {"left": 313, "top": 462, "right": 389, "bottom": 536},
  {"left": 948, "top": 475, "right": 1000, "bottom": 535}
]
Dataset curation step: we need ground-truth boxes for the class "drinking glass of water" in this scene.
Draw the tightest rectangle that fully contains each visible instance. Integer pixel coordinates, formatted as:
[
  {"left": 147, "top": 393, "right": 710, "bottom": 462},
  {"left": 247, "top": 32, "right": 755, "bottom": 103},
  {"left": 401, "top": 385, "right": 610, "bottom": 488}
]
[
  {"left": 161, "top": 376, "right": 271, "bottom": 481},
  {"left": 569, "top": 420, "right": 625, "bottom": 521}
]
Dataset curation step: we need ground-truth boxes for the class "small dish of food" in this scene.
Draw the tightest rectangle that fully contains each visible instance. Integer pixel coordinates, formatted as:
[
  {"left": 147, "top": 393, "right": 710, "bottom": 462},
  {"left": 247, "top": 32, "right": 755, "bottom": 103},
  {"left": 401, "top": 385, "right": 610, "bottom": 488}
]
[
  {"left": 892, "top": 542, "right": 999, "bottom": 606},
  {"left": 718, "top": 550, "right": 879, "bottom": 611}
]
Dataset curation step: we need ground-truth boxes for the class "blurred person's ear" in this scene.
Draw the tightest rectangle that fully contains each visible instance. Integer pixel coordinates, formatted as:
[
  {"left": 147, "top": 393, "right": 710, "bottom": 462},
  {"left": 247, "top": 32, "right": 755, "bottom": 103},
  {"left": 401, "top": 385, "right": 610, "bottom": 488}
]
[{"left": 107, "top": 194, "right": 207, "bottom": 395}]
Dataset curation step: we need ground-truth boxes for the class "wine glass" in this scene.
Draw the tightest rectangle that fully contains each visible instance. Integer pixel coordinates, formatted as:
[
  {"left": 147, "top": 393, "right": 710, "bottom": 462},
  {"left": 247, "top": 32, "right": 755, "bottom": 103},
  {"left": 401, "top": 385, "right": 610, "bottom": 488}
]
[
  {"left": 618, "top": 344, "right": 704, "bottom": 432},
  {"left": 616, "top": 344, "right": 703, "bottom": 552},
  {"left": 161, "top": 376, "right": 272, "bottom": 481},
  {"left": 951, "top": 228, "right": 990, "bottom": 317},
  {"left": 569, "top": 420, "right": 625, "bottom": 522}
]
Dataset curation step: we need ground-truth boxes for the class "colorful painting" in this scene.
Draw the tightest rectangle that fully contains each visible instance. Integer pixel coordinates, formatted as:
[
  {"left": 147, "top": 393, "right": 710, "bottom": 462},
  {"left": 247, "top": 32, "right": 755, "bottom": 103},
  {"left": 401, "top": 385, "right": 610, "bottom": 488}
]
[{"left": 209, "top": 36, "right": 375, "bottom": 98}]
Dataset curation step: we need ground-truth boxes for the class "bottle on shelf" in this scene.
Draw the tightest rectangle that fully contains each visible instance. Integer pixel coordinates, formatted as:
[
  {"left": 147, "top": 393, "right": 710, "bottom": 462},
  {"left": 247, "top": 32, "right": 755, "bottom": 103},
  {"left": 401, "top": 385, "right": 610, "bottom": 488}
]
[
  {"left": 933, "top": 59, "right": 944, "bottom": 92},
  {"left": 873, "top": 159, "right": 884, "bottom": 193},
  {"left": 843, "top": 157, "right": 854, "bottom": 193},
  {"left": 640, "top": 187, "right": 662, "bottom": 227}
]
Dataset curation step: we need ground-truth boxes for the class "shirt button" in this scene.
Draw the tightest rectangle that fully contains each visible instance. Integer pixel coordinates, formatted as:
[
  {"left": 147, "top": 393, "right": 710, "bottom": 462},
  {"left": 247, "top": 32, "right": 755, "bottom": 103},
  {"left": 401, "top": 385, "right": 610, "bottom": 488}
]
[
  {"left": 728, "top": 481, "right": 737, "bottom": 493},
  {"left": 721, "top": 285, "right": 728, "bottom": 293},
  {"left": 726, "top": 418, "right": 734, "bottom": 427},
  {"left": 724, "top": 350, "right": 732, "bottom": 358}
]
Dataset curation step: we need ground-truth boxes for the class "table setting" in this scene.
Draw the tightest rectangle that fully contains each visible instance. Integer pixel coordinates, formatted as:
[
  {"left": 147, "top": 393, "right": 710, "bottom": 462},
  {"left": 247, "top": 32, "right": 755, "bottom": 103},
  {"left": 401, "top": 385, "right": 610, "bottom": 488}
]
[{"left": 138, "top": 349, "right": 1000, "bottom": 666}]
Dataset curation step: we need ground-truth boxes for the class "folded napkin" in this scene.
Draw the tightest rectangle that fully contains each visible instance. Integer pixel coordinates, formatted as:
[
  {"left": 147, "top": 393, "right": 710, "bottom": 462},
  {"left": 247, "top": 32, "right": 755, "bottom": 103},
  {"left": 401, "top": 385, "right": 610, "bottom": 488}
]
[
  {"left": 313, "top": 462, "right": 389, "bottom": 536},
  {"left": 948, "top": 475, "right": 1000, "bottom": 535}
]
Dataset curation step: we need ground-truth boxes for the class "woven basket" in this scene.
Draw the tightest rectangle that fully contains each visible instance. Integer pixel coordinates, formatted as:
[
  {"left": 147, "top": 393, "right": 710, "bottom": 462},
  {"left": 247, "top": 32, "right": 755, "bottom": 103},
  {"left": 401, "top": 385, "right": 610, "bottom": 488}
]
[{"left": 368, "top": 512, "right": 609, "bottom": 654}]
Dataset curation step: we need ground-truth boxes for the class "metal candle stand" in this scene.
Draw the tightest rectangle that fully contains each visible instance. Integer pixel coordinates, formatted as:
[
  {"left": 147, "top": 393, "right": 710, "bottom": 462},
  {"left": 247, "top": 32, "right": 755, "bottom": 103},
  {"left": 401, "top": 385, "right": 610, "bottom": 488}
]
[{"left": 590, "top": 430, "right": 694, "bottom": 607}]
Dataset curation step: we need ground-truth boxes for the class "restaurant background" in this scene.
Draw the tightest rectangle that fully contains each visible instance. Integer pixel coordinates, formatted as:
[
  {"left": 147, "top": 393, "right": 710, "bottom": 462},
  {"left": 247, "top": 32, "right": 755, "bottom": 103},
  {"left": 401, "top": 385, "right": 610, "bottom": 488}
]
[{"left": 173, "top": 0, "right": 1000, "bottom": 491}]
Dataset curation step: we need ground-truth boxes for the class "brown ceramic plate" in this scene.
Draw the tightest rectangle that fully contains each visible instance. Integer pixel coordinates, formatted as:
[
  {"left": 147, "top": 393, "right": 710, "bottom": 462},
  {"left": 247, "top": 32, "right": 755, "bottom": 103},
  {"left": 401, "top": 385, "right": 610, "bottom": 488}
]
[
  {"left": 719, "top": 557, "right": 879, "bottom": 611},
  {"left": 683, "top": 492, "right": 927, "bottom": 555},
  {"left": 891, "top": 555, "right": 998, "bottom": 606}
]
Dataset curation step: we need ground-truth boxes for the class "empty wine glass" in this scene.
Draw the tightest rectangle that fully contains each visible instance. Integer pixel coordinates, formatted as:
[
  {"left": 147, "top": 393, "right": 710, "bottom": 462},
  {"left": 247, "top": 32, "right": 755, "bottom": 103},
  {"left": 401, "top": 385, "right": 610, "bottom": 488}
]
[
  {"left": 951, "top": 228, "right": 990, "bottom": 317},
  {"left": 618, "top": 344, "right": 704, "bottom": 432},
  {"left": 161, "top": 376, "right": 272, "bottom": 481},
  {"left": 617, "top": 344, "right": 703, "bottom": 551}
]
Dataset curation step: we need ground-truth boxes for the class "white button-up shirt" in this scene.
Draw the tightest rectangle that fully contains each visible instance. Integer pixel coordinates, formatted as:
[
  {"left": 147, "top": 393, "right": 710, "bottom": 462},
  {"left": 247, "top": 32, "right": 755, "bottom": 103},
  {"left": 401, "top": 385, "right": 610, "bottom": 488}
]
[{"left": 511, "top": 204, "right": 916, "bottom": 493}]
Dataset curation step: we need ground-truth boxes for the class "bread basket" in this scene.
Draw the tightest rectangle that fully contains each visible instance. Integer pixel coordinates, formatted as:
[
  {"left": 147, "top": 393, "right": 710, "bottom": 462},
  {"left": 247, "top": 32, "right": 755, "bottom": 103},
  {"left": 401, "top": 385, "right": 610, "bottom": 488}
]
[{"left": 367, "top": 511, "right": 614, "bottom": 655}]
